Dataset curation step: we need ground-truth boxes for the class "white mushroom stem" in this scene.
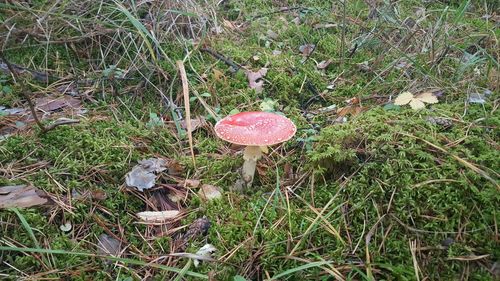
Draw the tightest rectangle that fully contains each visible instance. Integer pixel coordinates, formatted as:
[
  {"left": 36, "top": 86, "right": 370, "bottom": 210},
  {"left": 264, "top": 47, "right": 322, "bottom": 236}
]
[{"left": 241, "top": 146, "right": 265, "bottom": 188}]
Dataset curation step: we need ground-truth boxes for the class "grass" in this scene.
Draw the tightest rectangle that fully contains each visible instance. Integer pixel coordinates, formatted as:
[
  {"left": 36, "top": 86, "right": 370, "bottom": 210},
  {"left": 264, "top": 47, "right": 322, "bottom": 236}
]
[{"left": 0, "top": 0, "right": 499, "bottom": 280}]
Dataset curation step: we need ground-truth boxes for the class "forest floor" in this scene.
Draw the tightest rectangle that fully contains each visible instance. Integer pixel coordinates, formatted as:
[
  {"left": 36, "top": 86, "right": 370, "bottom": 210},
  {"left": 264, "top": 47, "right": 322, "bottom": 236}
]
[{"left": 0, "top": 0, "right": 499, "bottom": 280}]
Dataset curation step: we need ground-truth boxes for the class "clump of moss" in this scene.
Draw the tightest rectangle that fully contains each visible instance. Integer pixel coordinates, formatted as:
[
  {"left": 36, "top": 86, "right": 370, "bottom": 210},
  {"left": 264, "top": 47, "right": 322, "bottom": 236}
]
[{"left": 308, "top": 104, "right": 499, "bottom": 279}]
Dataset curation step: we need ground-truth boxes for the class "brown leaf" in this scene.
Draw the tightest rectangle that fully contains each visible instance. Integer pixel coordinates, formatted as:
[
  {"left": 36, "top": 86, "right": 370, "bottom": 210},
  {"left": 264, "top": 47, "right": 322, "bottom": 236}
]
[
  {"left": 0, "top": 185, "right": 48, "bottom": 209},
  {"left": 246, "top": 68, "right": 268, "bottom": 93},
  {"left": 337, "top": 105, "right": 364, "bottom": 117},
  {"left": 181, "top": 179, "right": 201, "bottom": 188},
  {"left": 35, "top": 96, "right": 81, "bottom": 112},
  {"left": 317, "top": 59, "right": 332, "bottom": 70},
  {"left": 166, "top": 159, "right": 184, "bottom": 176},
  {"left": 181, "top": 116, "right": 206, "bottom": 132},
  {"left": 299, "top": 44, "right": 315, "bottom": 57}
]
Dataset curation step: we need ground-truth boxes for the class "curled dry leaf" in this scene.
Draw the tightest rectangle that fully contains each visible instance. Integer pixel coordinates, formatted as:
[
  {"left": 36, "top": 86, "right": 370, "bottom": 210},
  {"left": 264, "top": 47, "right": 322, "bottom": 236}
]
[
  {"left": 337, "top": 105, "right": 363, "bottom": 118},
  {"left": 246, "top": 68, "right": 268, "bottom": 93},
  {"left": 125, "top": 158, "right": 167, "bottom": 191},
  {"left": 181, "top": 116, "right": 206, "bottom": 132},
  {"left": 136, "top": 210, "right": 180, "bottom": 222},
  {"left": 0, "top": 185, "right": 48, "bottom": 209},
  {"left": 35, "top": 96, "right": 82, "bottom": 113},
  {"left": 317, "top": 59, "right": 332, "bottom": 70},
  {"left": 299, "top": 44, "right": 315, "bottom": 57},
  {"left": 198, "top": 184, "right": 222, "bottom": 201}
]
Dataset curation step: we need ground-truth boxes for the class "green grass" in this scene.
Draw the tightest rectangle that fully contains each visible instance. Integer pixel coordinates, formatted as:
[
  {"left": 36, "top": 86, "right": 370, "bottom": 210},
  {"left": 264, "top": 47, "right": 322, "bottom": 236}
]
[{"left": 1, "top": 0, "right": 498, "bottom": 280}]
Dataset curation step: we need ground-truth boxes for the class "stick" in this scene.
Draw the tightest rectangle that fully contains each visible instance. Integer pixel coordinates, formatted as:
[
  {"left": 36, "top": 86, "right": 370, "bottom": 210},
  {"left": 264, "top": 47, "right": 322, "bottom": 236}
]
[
  {"left": 0, "top": 52, "right": 47, "bottom": 132},
  {"left": 200, "top": 47, "right": 241, "bottom": 73},
  {"left": 176, "top": 61, "right": 196, "bottom": 167}
]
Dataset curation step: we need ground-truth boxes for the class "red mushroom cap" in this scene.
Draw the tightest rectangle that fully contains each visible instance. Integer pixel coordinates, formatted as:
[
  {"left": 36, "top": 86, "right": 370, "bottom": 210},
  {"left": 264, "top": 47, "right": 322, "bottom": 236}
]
[{"left": 215, "top": 111, "right": 297, "bottom": 146}]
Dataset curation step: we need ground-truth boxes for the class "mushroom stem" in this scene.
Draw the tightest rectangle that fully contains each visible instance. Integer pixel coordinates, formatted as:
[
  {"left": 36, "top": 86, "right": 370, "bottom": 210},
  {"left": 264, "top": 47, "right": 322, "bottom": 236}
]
[{"left": 240, "top": 146, "right": 263, "bottom": 189}]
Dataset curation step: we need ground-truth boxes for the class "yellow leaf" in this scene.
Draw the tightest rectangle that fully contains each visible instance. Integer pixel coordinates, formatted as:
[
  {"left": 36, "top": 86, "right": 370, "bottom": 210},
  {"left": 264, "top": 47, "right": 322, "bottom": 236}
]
[
  {"left": 410, "top": 99, "right": 425, "bottom": 110},
  {"left": 213, "top": 69, "right": 224, "bottom": 81},
  {"left": 416, "top": 92, "right": 438, "bottom": 104},
  {"left": 394, "top": 92, "right": 414, "bottom": 105}
]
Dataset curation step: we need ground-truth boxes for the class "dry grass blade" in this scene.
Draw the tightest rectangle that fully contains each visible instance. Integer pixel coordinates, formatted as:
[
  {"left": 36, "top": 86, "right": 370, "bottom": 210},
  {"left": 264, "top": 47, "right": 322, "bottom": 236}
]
[
  {"left": 409, "top": 240, "right": 421, "bottom": 281},
  {"left": 177, "top": 60, "right": 196, "bottom": 167},
  {"left": 401, "top": 133, "right": 499, "bottom": 189}
]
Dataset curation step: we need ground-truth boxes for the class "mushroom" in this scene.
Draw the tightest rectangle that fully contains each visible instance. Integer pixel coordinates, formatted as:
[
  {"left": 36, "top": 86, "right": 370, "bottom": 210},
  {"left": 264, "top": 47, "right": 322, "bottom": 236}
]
[{"left": 214, "top": 111, "right": 296, "bottom": 191}]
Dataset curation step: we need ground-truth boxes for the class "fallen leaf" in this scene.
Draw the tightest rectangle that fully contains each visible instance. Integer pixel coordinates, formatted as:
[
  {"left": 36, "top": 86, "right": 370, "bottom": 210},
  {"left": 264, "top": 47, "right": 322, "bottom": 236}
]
[
  {"left": 246, "top": 68, "right": 268, "bottom": 93},
  {"left": 299, "top": 44, "right": 315, "bottom": 57},
  {"left": 272, "top": 50, "right": 282, "bottom": 56},
  {"left": 292, "top": 17, "right": 301, "bottom": 25},
  {"left": 198, "top": 184, "right": 222, "bottom": 201},
  {"left": 317, "top": 59, "right": 332, "bottom": 70},
  {"left": 0, "top": 185, "right": 48, "bottom": 209},
  {"left": 167, "top": 159, "right": 184, "bottom": 176},
  {"left": 394, "top": 91, "right": 413, "bottom": 105},
  {"left": 181, "top": 179, "right": 201, "bottom": 188},
  {"left": 394, "top": 91, "right": 438, "bottom": 110},
  {"left": 97, "top": 234, "right": 122, "bottom": 257},
  {"left": 35, "top": 96, "right": 81, "bottom": 112},
  {"left": 125, "top": 158, "right": 167, "bottom": 191},
  {"left": 136, "top": 210, "right": 180, "bottom": 222},
  {"left": 266, "top": 29, "right": 278, "bottom": 40},
  {"left": 416, "top": 92, "right": 439, "bottom": 104},
  {"left": 337, "top": 105, "right": 363, "bottom": 117},
  {"left": 212, "top": 69, "right": 225, "bottom": 81},
  {"left": 181, "top": 116, "right": 206, "bottom": 132},
  {"left": 345, "top": 97, "right": 360, "bottom": 105},
  {"left": 193, "top": 244, "right": 217, "bottom": 267}
]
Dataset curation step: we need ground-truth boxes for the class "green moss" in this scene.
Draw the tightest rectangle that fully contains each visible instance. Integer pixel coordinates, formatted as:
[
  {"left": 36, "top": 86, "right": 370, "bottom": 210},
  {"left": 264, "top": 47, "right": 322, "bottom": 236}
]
[{"left": 308, "top": 104, "right": 499, "bottom": 278}]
